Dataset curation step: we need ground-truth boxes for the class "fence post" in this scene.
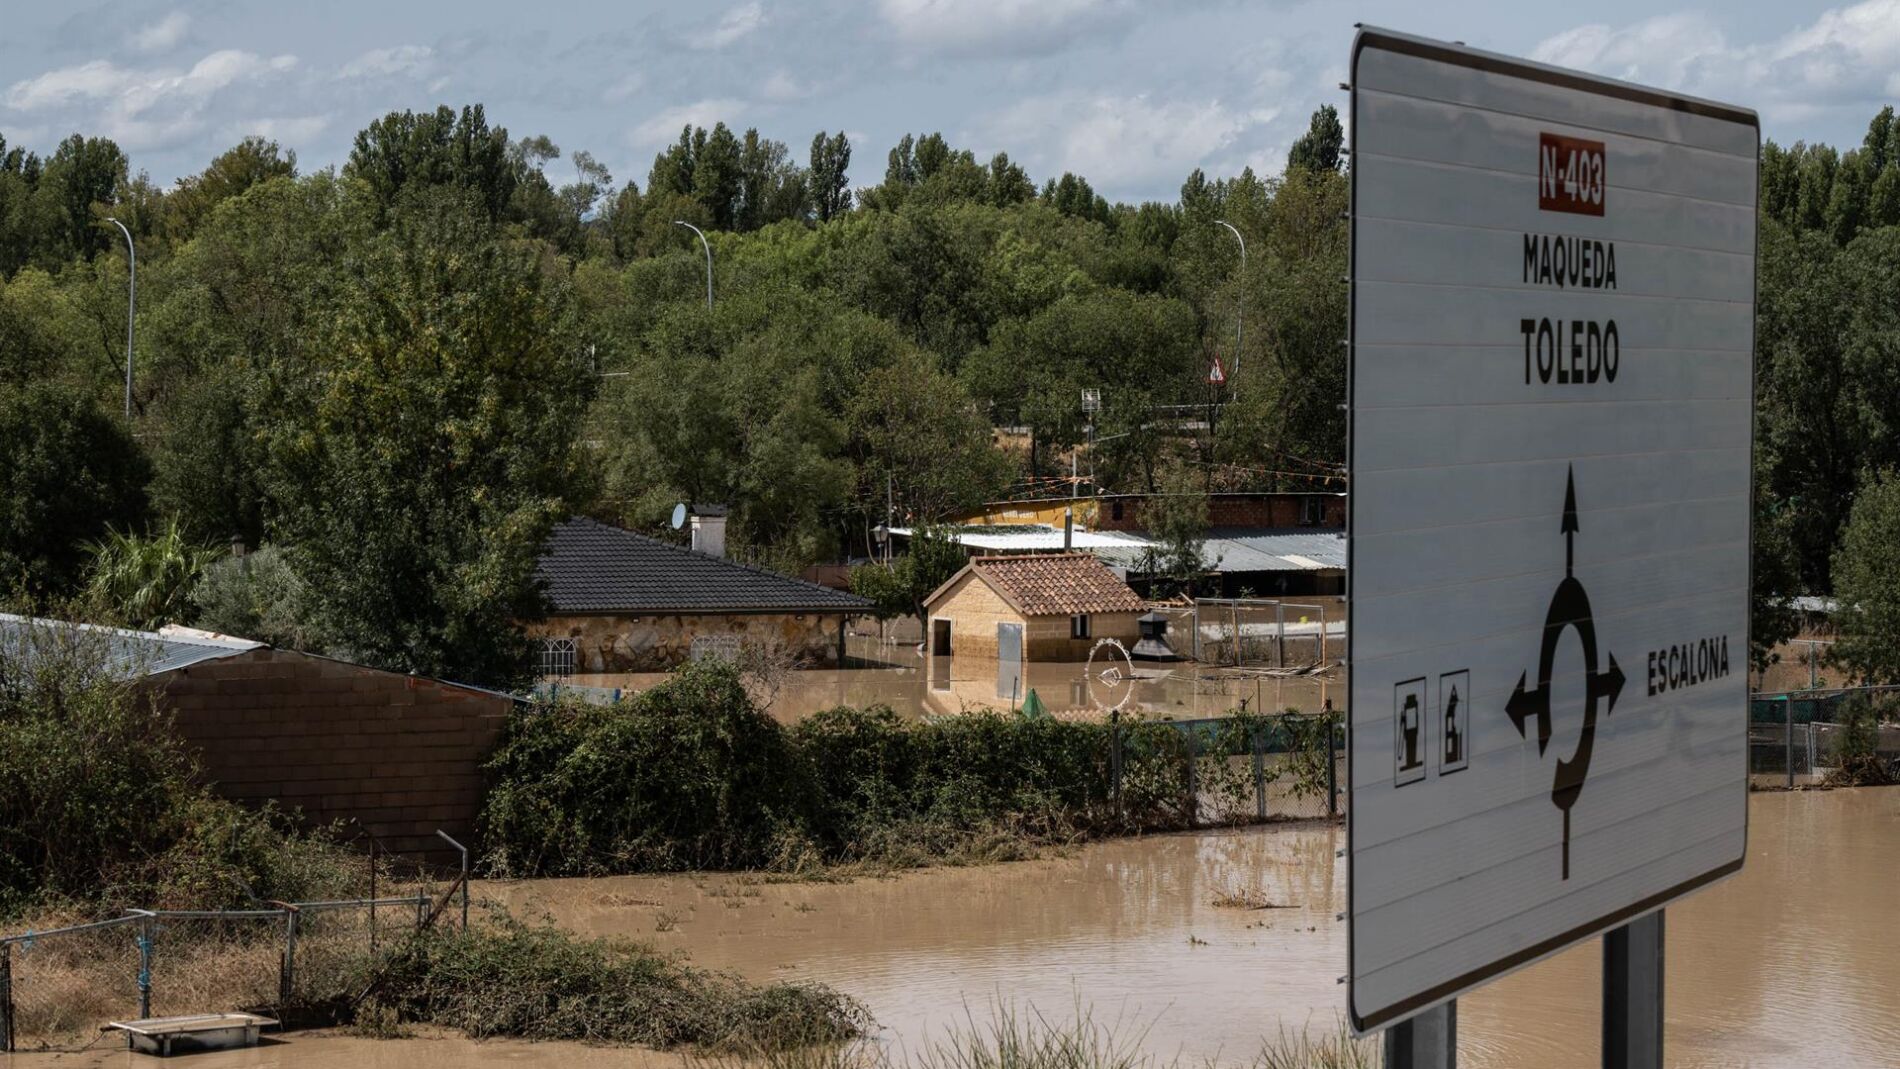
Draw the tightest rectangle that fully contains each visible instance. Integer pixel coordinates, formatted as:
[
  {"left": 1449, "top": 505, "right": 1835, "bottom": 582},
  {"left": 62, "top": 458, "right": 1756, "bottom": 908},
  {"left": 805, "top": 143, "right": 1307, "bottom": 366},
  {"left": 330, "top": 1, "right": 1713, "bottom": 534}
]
[
  {"left": 1252, "top": 724, "right": 1268, "bottom": 821},
  {"left": 2, "top": 942, "right": 14, "bottom": 1053},
  {"left": 1276, "top": 603, "right": 1286, "bottom": 667},
  {"left": 1184, "top": 725, "right": 1199, "bottom": 826},
  {"left": 279, "top": 908, "right": 298, "bottom": 1009},
  {"left": 1230, "top": 603, "right": 1240, "bottom": 666},
  {"left": 1784, "top": 695, "right": 1795, "bottom": 791},
  {"left": 1110, "top": 712, "right": 1124, "bottom": 808},
  {"left": 1327, "top": 720, "right": 1340, "bottom": 818},
  {"left": 132, "top": 911, "right": 155, "bottom": 1020}
]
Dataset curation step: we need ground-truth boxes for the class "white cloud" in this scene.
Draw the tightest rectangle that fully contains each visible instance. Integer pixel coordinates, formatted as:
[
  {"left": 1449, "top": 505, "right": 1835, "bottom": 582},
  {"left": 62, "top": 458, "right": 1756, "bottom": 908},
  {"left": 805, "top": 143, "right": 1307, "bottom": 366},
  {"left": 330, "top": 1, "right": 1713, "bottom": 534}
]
[
  {"left": 698, "top": 2, "right": 766, "bottom": 49},
  {"left": 1532, "top": 0, "right": 1900, "bottom": 128},
  {"left": 228, "top": 114, "right": 329, "bottom": 144},
  {"left": 131, "top": 12, "right": 190, "bottom": 54},
  {"left": 631, "top": 98, "right": 747, "bottom": 148},
  {"left": 878, "top": 0, "right": 1132, "bottom": 57},
  {"left": 3, "top": 49, "right": 298, "bottom": 152},
  {"left": 336, "top": 44, "right": 434, "bottom": 81},
  {"left": 603, "top": 73, "right": 645, "bottom": 103},
  {"left": 977, "top": 89, "right": 1265, "bottom": 198},
  {"left": 760, "top": 70, "right": 809, "bottom": 102}
]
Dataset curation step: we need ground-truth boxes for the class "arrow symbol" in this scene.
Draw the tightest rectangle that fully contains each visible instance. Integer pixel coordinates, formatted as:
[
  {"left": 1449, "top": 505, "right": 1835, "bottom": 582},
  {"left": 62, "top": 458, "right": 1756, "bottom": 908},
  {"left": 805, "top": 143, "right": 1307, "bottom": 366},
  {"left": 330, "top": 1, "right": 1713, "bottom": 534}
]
[
  {"left": 1561, "top": 466, "right": 1579, "bottom": 577},
  {"left": 1506, "top": 670, "right": 1552, "bottom": 755},
  {"left": 1591, "top": 652, "right": 1625, "bottom": 713}
]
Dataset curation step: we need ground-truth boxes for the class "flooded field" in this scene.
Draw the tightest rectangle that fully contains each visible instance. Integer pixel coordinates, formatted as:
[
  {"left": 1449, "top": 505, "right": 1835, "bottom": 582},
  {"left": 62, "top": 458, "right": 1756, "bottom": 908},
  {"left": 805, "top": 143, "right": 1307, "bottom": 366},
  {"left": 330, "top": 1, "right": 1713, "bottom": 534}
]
[
  {"left": 488, "top": 788, "right": 1897, "bottom": 1069},
  {"left": 12, "top": 790, "right": 1894, "bottom": 1068}
]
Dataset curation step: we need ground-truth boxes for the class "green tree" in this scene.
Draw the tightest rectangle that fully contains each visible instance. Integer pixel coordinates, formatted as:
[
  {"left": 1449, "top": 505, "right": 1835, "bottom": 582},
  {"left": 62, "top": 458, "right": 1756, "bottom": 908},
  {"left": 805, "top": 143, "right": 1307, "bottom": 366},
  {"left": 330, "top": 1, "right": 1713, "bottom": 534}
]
[
  {"left": 165, "top": 136, "right": 296, "bottom": 242},
  {"left": 848, "top": 524, "right": 965, "bottom": 628},
  {"left": 1829, "top": 470, "right": 1900, "bottom": 683},
  {"left": 82, "top": 518, "right": 214, "bottom": 629},
  {"left": 809, "top": 131, "right": 852, "bottom": 221},
  {"left": 189, "top": 545, "right": 327, "bottom": 650},
  {"left": 37, "top": 134, "right": 127, "bottom": 264},
  {"left": 847, "top": 351, "right": 1011, "bottom": 532},
  {"left": 1287, "top": 105, "right": 1345, "bottom": 174},
  {"left": 345, "top": 105, "right": 518, "bottom": 224},
  {"left": 256, "top": 190, "right": 591, "bottom": 686},
  {"left": 1138, "top": 457, "right": 1212, "bottom": 596},
  {"left": 0, "top": 383, "right": 150, "bottom": 598}
]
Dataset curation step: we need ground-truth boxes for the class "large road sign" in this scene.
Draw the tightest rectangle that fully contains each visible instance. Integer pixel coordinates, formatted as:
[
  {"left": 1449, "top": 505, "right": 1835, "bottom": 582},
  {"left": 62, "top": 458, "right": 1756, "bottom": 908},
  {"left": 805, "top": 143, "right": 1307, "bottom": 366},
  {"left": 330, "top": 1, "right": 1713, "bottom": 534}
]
[{"left": 1346, "top": 27, "right": 1756, "bottom": 1033}]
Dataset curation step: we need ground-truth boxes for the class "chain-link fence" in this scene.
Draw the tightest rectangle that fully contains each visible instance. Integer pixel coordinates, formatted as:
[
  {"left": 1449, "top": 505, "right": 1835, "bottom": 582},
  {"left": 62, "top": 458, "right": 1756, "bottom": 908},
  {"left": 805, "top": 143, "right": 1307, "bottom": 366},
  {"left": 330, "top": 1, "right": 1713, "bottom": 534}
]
[
  {"left": 1123, "top": 714, "right": 1344, "bottom": 826},
  {"left": 0, "top": 894, "right": 432, "bottom": 1053},
  {"left": 1750, "top": 687, "right": 1900, "bottom": 788},
  {"left": 1186, "top": 598, "right": 1343, "bottom": 668}
]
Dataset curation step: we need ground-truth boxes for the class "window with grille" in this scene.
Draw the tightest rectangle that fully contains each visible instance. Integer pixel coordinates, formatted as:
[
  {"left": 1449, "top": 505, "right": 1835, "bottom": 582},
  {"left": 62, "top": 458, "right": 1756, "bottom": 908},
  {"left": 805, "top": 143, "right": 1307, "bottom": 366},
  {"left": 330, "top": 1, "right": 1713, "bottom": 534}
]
[
  {"left": 539, "top": 638, "right": 577, "bottom": 678},
  {"left": 1300, "top": 497, "right": 1324, "bottom": 526},
  {"left": 1071, "top": 614, "right": 1091, "bottom": 639}
]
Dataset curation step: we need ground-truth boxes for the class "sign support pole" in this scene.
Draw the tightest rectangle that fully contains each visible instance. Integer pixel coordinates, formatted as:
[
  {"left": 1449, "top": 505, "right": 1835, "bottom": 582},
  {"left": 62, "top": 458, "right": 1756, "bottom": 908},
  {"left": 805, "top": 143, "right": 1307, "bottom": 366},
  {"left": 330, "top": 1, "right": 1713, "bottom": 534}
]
[
  {"left": 1602, "top": 911, "right": 1664, "bottom": 1069},
  {"left": 1384, "top": 1001, "right": 1455, "bottom": 1068}
]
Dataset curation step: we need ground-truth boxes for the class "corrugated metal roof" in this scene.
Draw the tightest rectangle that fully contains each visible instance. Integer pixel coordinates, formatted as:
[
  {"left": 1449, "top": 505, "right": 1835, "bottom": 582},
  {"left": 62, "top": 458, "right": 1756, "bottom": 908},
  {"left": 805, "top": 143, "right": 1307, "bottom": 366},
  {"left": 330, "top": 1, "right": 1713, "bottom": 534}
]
[
  {"left": 892, "top": 525, "right": 1150, "bottom": 553},
  {"left": 1202, "top": 529, "right": 1348, "bottom": 572},
  {"left": 0, "top": 614, "right": 263, "bottom": 680}
]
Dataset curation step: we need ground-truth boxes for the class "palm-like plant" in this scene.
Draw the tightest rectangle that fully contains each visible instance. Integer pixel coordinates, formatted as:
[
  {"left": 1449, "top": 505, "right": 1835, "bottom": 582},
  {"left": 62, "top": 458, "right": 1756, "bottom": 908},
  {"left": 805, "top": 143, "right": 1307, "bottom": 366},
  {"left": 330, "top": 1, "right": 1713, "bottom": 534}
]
[{"left": 84, "top": 519, "right": 216, "bottom": 630}]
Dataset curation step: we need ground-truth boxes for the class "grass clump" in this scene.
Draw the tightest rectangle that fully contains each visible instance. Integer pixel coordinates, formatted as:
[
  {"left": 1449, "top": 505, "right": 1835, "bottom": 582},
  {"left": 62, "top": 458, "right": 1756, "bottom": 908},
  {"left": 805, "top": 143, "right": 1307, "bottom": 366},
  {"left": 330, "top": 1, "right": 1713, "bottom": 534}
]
[{"left": 371, "top": 913, "right": 866, "bottom": 1050}]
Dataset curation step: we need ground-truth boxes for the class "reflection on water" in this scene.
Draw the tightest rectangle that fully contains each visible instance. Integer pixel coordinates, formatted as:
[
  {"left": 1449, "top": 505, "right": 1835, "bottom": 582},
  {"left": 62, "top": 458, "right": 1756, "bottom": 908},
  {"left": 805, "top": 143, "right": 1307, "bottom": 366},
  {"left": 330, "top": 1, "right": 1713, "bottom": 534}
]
[
  {"left": 490, "top": 790, "right": 1900, "bottom": 1068},
  {"left": 572, "top": 649, "right": 1340, "bottom": 723}
]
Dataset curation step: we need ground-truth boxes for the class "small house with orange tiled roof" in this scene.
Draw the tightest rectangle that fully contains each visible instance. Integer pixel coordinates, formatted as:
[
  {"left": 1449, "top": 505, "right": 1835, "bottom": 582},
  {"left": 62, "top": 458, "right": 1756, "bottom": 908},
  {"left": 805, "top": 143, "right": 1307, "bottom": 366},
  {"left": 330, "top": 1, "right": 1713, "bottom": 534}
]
[{"left": 922, "top": 553, "right": 1146, "bottom": 661}]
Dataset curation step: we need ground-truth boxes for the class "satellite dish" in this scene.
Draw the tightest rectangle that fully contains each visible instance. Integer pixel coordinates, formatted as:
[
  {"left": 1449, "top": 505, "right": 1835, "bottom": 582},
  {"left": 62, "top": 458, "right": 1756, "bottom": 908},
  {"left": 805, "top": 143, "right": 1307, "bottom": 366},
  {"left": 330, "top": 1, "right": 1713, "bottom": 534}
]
[{"left": 670, "top": 503, "right": 688, "bottom": 530}]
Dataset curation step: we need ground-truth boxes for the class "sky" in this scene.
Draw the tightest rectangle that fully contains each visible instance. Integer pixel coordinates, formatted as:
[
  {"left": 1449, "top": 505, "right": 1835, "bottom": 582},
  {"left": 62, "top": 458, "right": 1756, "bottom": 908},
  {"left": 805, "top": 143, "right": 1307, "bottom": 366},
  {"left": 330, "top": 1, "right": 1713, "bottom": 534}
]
[{"left": 1, "top": 0, "right": 1897, "bottom": 204}]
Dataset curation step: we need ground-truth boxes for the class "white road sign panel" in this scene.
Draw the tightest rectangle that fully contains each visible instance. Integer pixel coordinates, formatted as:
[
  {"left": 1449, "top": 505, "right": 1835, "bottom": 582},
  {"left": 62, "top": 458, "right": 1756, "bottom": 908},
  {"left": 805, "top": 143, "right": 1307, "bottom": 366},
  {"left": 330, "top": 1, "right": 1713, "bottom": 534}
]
[{"left": 1346, "top": 27, "right": 1756, "bottom": 1034}]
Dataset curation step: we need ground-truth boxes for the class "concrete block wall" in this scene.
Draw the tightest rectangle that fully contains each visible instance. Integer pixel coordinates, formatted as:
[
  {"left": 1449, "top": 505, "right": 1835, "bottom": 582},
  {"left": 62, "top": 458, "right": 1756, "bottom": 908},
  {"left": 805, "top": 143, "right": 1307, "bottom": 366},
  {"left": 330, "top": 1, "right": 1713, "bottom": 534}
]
[{"left": 157, "top": 650, "right": 513, "bottom": 863}]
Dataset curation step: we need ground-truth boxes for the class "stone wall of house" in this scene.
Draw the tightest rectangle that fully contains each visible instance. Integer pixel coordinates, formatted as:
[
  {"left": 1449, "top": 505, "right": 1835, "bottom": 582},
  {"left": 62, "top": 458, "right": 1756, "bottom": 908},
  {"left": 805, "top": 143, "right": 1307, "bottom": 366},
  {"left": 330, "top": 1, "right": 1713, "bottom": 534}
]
[
  {"left": 533, "top": 612, "right": 849, "bottom": 673},
  {"left": 157, "top": 650, "right": 513, "bottom": 863},
  {"left": 927, "top": 574, "right": 1140, "bottom": 662}
]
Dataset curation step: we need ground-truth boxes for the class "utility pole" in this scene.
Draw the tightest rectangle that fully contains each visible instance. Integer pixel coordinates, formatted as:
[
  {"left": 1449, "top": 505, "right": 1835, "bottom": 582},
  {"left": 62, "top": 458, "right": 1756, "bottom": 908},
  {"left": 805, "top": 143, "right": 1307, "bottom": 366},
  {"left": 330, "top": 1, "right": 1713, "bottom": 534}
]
[
  {"left": 105, "top": 217, "right": 135, "bottom": 419},
  {"left": 1215, "top": 220, "right": 1246, "bottom": 382},
  {"left": 674, "top": 220, "right": 713, "bottom": 309}
]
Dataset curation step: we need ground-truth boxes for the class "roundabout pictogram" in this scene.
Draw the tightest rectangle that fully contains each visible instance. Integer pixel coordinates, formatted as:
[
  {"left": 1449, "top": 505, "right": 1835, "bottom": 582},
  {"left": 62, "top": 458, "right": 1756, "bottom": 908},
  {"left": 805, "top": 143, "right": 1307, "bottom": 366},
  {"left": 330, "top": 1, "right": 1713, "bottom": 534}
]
[{"left": 1504, "top": 465, "right": 1626, "bottom": 880}]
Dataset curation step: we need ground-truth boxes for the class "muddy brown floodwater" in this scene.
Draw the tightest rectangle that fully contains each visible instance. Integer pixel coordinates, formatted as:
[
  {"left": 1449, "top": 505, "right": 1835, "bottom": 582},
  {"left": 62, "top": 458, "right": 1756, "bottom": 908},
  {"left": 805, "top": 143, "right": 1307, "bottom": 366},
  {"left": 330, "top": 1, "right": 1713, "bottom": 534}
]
[{"left": 12, "top": 790, "right": 1896, "bottom": 1068}]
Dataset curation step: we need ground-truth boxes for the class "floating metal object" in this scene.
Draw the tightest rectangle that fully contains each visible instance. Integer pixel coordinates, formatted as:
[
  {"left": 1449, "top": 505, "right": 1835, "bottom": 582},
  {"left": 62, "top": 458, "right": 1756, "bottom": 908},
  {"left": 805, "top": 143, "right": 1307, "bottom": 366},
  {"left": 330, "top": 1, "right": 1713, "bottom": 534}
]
[{"left": 108, "top": 1013, "right": 277, "bottom": 1056}]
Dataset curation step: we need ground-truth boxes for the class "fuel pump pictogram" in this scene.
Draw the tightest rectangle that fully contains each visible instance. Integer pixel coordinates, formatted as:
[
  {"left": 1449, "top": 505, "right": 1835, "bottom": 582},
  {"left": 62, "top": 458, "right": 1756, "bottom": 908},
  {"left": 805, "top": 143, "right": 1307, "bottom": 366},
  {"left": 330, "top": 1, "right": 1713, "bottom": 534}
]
[{"left": 1505, "top": 466, "right": 1626, "bottom": 880}]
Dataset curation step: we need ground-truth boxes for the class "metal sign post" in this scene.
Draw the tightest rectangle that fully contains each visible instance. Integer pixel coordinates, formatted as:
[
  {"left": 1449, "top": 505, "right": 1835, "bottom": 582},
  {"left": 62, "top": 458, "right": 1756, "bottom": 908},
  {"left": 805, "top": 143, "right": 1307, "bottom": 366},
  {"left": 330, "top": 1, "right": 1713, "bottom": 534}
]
[
  {"left": 1345, "top": 25, "right": 1756, "bottom": 1051},
  {"left": 1602, "top": 912, "right": 1664, "bottom": 1069},
  {"left": 1384, "top": 1001, "right": 1455, "bottom": 1069}
]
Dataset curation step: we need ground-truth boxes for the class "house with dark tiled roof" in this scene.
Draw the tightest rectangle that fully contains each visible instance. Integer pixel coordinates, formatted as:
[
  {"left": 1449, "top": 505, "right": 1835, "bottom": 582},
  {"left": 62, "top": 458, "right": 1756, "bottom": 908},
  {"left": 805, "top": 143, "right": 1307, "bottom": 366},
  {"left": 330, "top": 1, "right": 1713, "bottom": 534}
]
[
  {"left": 922, "top": 553, "right": 1147, "bottom": 661},
  {"left": 532, "top": 517, "right": 874, "bottom": 674}
]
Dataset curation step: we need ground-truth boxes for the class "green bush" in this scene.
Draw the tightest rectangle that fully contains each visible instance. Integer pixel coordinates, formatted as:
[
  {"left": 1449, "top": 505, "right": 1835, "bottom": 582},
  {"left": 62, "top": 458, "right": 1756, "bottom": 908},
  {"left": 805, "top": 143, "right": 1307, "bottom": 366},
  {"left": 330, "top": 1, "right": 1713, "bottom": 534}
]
[
  {"left": 481, "top": 659, "right": 1331, "bottom": 878},
  {"left": 373, "top": 914, "right": 864, "bottom": 1049},
  {"left": 481, "top": 659, "right": 815, "bottom": 875}
]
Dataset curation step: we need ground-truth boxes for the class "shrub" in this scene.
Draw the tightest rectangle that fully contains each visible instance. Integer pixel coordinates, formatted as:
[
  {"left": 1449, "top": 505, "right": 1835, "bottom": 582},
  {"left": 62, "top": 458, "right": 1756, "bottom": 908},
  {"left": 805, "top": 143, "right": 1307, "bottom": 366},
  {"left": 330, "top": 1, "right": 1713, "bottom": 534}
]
[
  {"left": 481, "top": 659, "right": 816, "bottom": 875},
  {"left": 374, "top": 914, "right": 864, "bottom": 1049}
]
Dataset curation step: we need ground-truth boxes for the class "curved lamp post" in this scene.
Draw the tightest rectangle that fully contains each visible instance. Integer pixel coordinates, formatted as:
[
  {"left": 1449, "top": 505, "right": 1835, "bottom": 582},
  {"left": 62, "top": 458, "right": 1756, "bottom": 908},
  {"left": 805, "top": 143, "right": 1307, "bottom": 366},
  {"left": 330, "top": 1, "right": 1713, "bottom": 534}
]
[
  {"left": 105, "top": 216, "right": 135, "bottom": 419},
  {"left": 674, "top": 220, "right": 713, "bottom": 309},
  {"left": 1215, "top": 219, "right": 1246, "bottom": 381}
]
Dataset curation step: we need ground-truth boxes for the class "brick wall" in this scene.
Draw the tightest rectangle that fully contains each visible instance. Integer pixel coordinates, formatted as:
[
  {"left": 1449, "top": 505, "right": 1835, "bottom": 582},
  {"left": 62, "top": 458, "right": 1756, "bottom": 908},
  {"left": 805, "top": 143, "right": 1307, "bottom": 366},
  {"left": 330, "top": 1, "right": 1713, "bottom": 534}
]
[
  {"left": 157, "top": 650, "right": 513, "bottom": 863},
  {"left": 928, "top": 574, "right": 1140, "bottom": 662}
]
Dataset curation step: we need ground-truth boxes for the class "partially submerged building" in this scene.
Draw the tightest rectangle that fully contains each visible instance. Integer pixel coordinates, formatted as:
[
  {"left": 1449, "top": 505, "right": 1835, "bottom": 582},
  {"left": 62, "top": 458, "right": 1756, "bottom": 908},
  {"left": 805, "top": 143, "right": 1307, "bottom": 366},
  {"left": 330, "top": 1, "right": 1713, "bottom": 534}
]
[
  {"left": 0, "top": 614, "right": 514, "bottom": 861},
  {"left": 533, "top": 516, "right": 875, "bottom": 674},
  {"left": 923, "top": 553, "right": 1146, "bottom": 661}
]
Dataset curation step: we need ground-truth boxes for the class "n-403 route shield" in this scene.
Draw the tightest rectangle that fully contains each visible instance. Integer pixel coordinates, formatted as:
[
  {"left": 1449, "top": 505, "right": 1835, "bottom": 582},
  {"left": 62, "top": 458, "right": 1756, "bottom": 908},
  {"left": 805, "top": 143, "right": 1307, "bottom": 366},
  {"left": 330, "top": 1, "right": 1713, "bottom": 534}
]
[{"left": 1345, "top": 28, "right": 1755, "bottom": 1034}]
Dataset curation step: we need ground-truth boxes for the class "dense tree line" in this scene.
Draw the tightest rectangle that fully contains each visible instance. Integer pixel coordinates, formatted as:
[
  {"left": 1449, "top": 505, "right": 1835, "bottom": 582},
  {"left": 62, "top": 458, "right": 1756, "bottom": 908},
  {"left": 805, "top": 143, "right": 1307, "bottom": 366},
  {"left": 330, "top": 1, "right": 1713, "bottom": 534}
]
[{"left": 1, "top": 99, "right": 1892, "bottom": 684}]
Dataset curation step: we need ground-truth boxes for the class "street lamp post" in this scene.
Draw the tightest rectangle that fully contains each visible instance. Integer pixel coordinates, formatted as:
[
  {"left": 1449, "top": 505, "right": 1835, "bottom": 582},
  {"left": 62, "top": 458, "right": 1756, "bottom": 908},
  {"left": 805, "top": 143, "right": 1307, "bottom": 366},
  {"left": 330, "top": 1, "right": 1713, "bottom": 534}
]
[
  {"left": 674, "top": 220, "right": 713, "bottom": 309},
  {"left": 105, "top": 216, "right": 135, "bottom": 419},
  {"left": 1215, "top": 220, "right": 1246, "bottom": 381}
]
